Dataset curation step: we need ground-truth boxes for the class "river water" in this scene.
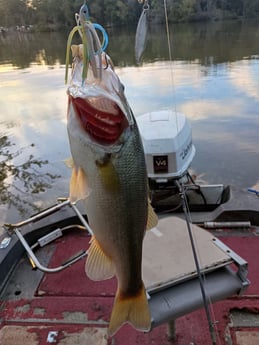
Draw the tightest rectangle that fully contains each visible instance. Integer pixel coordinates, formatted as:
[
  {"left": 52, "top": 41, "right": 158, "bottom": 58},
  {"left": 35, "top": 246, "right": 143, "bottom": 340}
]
[{"left": 0, "top": 20, "right": 259, "bottom": 223}]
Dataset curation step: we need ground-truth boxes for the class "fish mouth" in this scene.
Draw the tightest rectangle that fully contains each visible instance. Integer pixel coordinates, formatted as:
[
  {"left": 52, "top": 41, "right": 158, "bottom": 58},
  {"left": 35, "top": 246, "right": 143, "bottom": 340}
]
[{"left": 70, "top": 96, "right": 129, "bottom": 145}]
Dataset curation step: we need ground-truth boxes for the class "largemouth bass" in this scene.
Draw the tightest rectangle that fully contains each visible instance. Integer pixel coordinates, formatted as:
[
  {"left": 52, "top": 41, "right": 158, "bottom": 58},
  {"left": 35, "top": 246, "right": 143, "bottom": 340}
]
[{"left": 66, "top": 44, "right": 157, "bottom": 336}]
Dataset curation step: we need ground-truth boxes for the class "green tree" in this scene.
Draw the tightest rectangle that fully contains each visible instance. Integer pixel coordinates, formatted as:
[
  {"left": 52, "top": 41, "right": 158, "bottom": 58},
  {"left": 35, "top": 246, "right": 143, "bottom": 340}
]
[
  {"left": 0, "top": 0, "right": 31, "bottom": 27},
  {"left": 1, "top": 0, "right": 259, "bottom": 30},
  {"left": 243, "top": 0, "right": 259, "bottom": 17},
  {"left": 150, "top": 0, "right": 165, "bottom": 23},
  {"left": 102, "top": 0, "right": 130, "bottom": 26},
  {"left": 169, "top": 0, "right": 196, "bottom": 22}
]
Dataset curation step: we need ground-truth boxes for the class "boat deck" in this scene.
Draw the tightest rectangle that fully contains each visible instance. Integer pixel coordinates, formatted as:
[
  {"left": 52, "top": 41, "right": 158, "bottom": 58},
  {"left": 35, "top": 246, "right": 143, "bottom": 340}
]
[{"left": 1, "top": 204, "right": 259, "bottom": 345}]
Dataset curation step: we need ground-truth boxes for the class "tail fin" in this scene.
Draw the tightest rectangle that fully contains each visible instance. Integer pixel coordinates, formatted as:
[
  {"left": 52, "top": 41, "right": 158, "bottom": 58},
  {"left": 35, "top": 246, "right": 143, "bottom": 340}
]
[{"left": 108, "top": 283, "right": 151, "bottom": 336}]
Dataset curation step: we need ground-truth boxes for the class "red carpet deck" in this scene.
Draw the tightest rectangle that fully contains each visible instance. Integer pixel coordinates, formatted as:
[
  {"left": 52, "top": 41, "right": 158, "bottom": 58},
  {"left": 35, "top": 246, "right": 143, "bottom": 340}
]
[{"left": 1, "top": 230, "right": 259, "bottom": 344}]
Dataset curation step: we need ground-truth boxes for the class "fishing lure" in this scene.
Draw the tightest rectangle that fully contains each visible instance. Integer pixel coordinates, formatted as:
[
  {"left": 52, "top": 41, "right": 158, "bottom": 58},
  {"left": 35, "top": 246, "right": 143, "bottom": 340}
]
[
  {"left": 65, "top": 3, "right": 109, "bottom": 84},
  {"left": 135, "top": 0, "right": 150, "bottom": 64}
]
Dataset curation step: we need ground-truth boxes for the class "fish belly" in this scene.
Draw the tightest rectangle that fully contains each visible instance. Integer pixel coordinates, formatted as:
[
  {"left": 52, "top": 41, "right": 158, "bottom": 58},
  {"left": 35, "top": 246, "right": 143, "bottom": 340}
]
[{"left": 68, "top": 113, "right": 148, "bottom": 288}]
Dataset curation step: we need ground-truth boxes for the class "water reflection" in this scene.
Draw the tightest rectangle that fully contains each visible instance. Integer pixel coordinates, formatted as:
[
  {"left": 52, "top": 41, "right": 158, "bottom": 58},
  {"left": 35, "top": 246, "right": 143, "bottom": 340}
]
[
  {"left": 0, "top": 31, "right": 69, "bottom": 68},
  {"left": 163, "top": 20, "right": 259, "bottom": 64},
  {"left": 0, "top": 20, "right": 259, "bottom": 222},
  {"left": 229, "top": 60, "right": 259, "bottom": 100},
  {"left": 0, "top": 134, "right": 60, "bottom": 218},
  {"left": 0, "top": 66, "right": 70, "bottom": 223},
  {"left": 1, "top": 20, "right": 258, "bottom": 68}
]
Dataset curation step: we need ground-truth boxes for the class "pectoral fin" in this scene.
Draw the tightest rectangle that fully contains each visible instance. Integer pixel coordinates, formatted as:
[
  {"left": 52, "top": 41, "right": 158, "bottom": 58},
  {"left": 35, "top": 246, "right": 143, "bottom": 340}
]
[
  {"left": 86, "top": 236, "right": 115, "bottom": 281},
  {"left": 69, "top": 166, "right": 90, "bottom": 202},
  {"left": 146, "top": 198, "right": 158, "bottom": 230},
  {"left": 96, "top": 155, "right": 121, "bottom": 193},
  {"left": 64, "top": 156, "right": 74, "bottom": 168}
]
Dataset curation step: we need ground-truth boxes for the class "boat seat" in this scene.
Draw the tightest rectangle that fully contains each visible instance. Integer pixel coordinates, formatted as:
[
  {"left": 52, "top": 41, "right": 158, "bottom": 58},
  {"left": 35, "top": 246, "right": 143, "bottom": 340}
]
[{"left": 142, "top": 216, "right": 249, "bottom": 329}]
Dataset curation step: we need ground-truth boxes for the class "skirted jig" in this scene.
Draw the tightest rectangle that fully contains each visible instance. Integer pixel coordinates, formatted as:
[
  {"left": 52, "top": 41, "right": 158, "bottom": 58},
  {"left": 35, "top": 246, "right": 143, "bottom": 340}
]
[{"left": 65, "top": 2, "right": 109, "bottom": 84}]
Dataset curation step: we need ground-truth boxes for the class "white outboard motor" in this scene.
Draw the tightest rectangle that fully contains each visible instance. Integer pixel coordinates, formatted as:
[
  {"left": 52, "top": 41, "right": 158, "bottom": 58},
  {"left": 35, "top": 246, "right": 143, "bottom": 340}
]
[{"left": 137, "top": 110, "right": 195, "bottom": 190}]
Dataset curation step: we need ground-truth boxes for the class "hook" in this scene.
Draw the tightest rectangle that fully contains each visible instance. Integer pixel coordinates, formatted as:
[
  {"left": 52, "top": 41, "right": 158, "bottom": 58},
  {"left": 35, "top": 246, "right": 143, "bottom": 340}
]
[
  {"left": 143, "top": 0, "right": 150, "bottom": 10},
  {"left": 138, "top": 0, "right": 149, "bottom": 10}
]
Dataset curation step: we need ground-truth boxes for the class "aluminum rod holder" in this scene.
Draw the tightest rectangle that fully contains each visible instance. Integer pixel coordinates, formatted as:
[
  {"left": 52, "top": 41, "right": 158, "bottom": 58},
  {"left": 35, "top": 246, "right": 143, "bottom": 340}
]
[
  {"left": 4, "top": 199, "right": 71, "bottom": 232},
  {"left": 6, "top": 198, "right": 91, "bottom": 273},
  {"left": 14, "top": 227, "right": 87, "bottom": 273}
]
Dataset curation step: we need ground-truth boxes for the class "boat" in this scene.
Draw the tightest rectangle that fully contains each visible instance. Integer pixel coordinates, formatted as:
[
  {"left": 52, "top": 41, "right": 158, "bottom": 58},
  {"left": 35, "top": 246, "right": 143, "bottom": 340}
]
[
  {"left": 1, "top": 1, "right": 259, "bottom": 342},
  {"left": 1, "top": 109, "right": 259, "bottom": 345}
]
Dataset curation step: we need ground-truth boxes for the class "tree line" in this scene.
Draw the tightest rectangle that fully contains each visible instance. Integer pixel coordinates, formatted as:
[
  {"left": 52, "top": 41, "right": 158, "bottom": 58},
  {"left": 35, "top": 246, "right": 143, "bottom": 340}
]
[{"left": 0, "top": 0, "right": 259, "bottom": 30}]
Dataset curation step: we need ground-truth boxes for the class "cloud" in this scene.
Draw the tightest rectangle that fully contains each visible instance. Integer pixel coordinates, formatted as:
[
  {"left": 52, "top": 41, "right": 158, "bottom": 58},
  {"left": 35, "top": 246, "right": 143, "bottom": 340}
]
[
  {"left": 0, "top": 66, "right": 69, "bottom": 166},
  {"left": 116, "top": 61, "right": 205, "bottom": 115},
  {"left": 228, "top": 60, "right": 259, "bottom": 100},
  {"left": 117, "top": 61, "right": 204, "bottom": 92},
  {"left": 179, "top": 98, "right": 245, "bottom": 121}
]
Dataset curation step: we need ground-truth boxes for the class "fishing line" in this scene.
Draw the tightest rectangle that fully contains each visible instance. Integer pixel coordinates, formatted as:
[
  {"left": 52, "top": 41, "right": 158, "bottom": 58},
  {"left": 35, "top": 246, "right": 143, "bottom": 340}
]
[
  {"left": 182, "top": 186, "right": 221, "bottom": 345},
  {"left": 163, "top": 0, "right": 172, "bottom": 63},
  {"left": 161, "top": 3, "right": 221, "bottom": 343},
  {"left": 162, "top": 0, "right": 179, "bottom": 134},
  {"left": 176, "top": 180, "right": 220, "bottom": 345}
]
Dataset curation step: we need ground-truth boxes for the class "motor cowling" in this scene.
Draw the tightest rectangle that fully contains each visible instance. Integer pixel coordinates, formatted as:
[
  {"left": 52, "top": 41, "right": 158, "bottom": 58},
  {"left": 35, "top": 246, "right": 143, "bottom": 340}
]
[{"left": 137, "top": 110, "right": 195, "bottom": 188}]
